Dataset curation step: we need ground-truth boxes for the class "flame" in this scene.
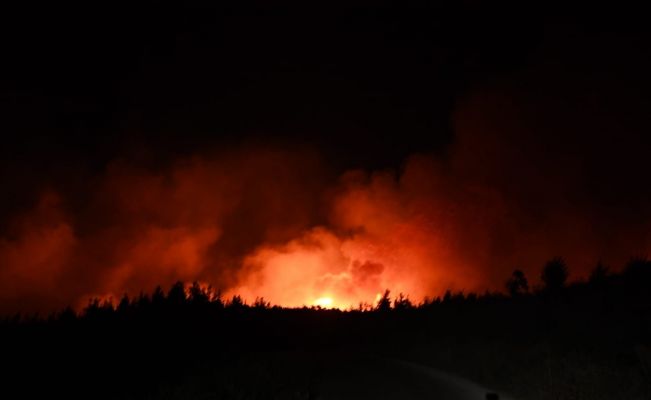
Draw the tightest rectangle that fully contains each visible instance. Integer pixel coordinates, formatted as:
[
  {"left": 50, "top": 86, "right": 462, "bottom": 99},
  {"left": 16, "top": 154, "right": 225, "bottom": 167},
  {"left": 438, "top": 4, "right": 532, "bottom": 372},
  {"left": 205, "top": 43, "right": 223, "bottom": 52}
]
[{"left": 313, "top": 297, "right": 334, "bottom": 308}]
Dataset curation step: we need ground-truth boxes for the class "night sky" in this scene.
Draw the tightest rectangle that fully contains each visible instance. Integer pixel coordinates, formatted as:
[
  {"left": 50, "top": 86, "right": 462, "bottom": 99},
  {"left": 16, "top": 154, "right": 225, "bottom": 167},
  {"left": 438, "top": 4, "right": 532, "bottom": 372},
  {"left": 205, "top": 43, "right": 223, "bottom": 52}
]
[{"left": 1, "top": 1, "right": 650, "bottom": 312}]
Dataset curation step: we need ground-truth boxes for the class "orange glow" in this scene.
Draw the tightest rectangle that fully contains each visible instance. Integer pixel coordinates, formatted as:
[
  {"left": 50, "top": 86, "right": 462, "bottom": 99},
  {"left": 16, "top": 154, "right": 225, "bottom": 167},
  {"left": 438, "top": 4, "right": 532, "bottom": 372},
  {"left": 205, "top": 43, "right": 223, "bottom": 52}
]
[
  {"left": 313, "top": 297, "right": 334, "bottom": 308},
  {"left": 0, "top": 144, "right": 631, "bottom": 313}
]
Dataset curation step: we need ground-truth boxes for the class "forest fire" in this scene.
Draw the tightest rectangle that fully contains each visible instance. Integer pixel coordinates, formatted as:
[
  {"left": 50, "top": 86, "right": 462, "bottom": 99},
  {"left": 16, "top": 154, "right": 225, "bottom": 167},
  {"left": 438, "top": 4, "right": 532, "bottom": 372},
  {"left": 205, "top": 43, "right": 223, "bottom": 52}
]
[
  {"left": 0, "top": 139, "right": 647, "bottom": 313},
  {"left": 313, "top": 297, "right": 334, "bottom": 308},
  {"left": 2, "top": 47, "right": 651, "bottom": 313},
  {"left": 224, "top": 225, "right": 432, "bottom": 309},
  {"left": 2, "top": 4, "right": 650, "bottom": 400}
]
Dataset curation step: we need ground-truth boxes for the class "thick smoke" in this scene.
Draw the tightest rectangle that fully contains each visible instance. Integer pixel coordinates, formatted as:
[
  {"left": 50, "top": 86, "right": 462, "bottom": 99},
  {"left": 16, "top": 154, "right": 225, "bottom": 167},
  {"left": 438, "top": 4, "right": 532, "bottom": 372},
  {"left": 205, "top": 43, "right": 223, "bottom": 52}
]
[
  {"left": 0, "top": 147, "right": 328, "bottom": 312},
  {"left": 2, "top": 131, "right": 647, "bottom": 313},
  {"left": 2, "top": 30, "right": 650, "bottom": 313}
]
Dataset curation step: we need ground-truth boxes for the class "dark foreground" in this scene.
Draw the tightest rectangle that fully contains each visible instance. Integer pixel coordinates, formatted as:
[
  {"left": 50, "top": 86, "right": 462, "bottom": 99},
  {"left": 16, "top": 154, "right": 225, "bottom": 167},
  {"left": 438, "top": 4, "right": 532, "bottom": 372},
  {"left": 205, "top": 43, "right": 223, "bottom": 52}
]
[{"left": 1, "top": 261, "right": 650, "bottom": 399}]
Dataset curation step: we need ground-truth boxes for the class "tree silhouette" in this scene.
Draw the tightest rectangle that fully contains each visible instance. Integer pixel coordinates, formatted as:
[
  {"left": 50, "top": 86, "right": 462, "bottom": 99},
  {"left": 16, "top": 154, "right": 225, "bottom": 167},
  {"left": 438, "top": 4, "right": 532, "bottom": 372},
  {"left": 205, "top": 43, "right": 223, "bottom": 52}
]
[
  {"left": 135, "top": 292, "right": 151, "bottom": 310},
  {"left": 117, "top": 294, "right": 130, "bottom": 313},
  {"left": 541, "top": 257, "right": 568, "bottom": 293},
  {"left": 505, "top": 269, "right": 529, "bottom": 297},
  {"left": 188, "top": 281, "right": 210, "bottom": 306},
  {"left": 622, "top": 257, "right": 651, "bottom": 297},
  {"left": 167, "top": 281, "right": 186, "bottom": 306},
  {"left": 151, "top": 285, "right": 166, "bottom": 306},
  {"left": 229, "top": 295, "right": 246, "bottom": 310},
  {"left": 253, "top": 297, "right": 270, "bottom": 309},
  {"left": 84, "top": 297, "right": 114, "bottom": 319},
  {"left": 623, "top": 256, "right": 651, "bottom": 280},
  {"left": 393, "top": 293, "right": 413, "bottom": 310},
  {"left": 58, "top": 306, "right": 77, "bottom": 323},
  {"left": 3, "top": 262, "right": 651, "bottom": 400},
  {"left": 376, "top": 289, "right": 392, "bottom": 312},
  {"left": 588, "top": 262, "right": 610, "bottom": 285}
]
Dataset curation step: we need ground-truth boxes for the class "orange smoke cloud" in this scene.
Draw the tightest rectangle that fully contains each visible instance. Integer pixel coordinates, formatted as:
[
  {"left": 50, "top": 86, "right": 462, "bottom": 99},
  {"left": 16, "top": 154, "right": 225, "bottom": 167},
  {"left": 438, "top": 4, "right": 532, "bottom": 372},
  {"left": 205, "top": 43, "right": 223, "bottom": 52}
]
[
  {"left": 0, "top": 193, "right": 77, "bottom": 311},
  {"left": 0, "top": 147, "right": 328, "bottom": 313},
  {"left": 6, "top": 145, "right": 496, "bottom": 312},
  {"left": 1, "top": 85, "right": 649, "bottom": 313},
  {"left": 227, "top": 157, "right": 503, "bottom": 308}
]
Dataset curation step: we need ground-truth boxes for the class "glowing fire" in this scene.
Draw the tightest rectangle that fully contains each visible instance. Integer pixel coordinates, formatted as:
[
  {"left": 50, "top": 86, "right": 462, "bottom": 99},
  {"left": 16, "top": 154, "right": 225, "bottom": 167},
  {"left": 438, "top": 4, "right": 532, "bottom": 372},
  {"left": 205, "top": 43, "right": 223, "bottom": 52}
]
[
  {"left": 2, "top": 146, "right": 594, "bottom": 314},
  {"left": 313, "top": 296, "right": 334, "bottom": 308}
]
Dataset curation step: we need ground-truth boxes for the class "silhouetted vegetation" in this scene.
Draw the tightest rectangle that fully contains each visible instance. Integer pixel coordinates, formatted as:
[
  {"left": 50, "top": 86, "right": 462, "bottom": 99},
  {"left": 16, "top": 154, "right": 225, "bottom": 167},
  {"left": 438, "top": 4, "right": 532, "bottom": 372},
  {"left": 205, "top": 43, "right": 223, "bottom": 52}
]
[
  {"left": 541, "top": 256, "right": 569, "bottom": 293},
  {"left": 505, "top": 269, "right": 529, "bottom": 297},
  {"left": 589, "top": 261, "right": 610, "bottom": 285},
  {"left": 1, "top": 257, "right": 650, "bottom": 399},
  {"left": 376, "top": 289, "right": 392, "bottom": 312}
]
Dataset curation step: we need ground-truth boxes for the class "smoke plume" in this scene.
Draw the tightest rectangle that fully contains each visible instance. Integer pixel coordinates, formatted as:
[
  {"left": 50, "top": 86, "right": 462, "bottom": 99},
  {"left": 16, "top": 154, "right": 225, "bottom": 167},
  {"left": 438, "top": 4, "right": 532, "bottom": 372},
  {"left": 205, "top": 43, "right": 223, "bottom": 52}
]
[{"left": 1, "top": 30, "right": 650, "bottom": 312}]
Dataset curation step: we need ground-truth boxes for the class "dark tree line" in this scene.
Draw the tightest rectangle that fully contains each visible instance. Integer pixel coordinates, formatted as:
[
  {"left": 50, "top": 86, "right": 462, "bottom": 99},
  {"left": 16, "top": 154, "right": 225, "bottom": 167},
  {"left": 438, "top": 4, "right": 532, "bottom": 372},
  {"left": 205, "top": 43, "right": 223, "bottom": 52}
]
[
  {"left": 1, "top": 256, "right": 649, "bottom": 324},
  {"left": 0, "top": 256, "right": 649, "bottom": 400}
]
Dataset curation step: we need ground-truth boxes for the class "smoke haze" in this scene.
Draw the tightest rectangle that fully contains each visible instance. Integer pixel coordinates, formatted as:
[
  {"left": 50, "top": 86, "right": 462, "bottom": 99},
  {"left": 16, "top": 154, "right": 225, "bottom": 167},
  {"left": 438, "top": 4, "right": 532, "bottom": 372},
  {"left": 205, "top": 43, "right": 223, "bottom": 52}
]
[{"left": 1, "top": 7, "right": 650, "bottom": 313}]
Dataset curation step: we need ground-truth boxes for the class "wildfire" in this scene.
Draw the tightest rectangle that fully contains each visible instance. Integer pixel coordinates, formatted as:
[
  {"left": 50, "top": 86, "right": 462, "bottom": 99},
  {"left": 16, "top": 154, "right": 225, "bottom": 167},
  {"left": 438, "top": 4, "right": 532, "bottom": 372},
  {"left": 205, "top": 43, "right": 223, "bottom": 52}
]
[
  {"left": 313, "top": 296, "right": 334, "bottom": 308},
  {"left": 1, "top": 145, "right": 594, "bottom": 314}
]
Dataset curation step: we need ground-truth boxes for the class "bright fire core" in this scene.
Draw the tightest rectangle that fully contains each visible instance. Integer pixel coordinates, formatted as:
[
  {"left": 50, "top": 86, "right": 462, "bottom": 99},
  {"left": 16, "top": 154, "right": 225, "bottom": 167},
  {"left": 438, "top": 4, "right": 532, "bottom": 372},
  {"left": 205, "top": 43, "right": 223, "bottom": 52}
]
[
  {"left": 313, "top": 297, "right": 334, "bottom": 308},
  {"left": 219, "top": 221, "right": 465, "bottom": 310}
]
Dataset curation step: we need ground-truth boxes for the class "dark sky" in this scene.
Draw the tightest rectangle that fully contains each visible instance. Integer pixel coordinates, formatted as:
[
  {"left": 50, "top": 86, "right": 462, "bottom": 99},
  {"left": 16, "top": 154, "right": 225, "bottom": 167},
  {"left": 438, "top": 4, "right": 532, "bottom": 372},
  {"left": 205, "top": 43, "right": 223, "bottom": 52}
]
[
  {"left": 1, "top": 2, "right": 647, "bottom": 170},
  {"left": 1, "top": 1, "right": 651, "bottom": 312},
  {"left": 1, "top": 1, "right": 543, "bottom": 168}
]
